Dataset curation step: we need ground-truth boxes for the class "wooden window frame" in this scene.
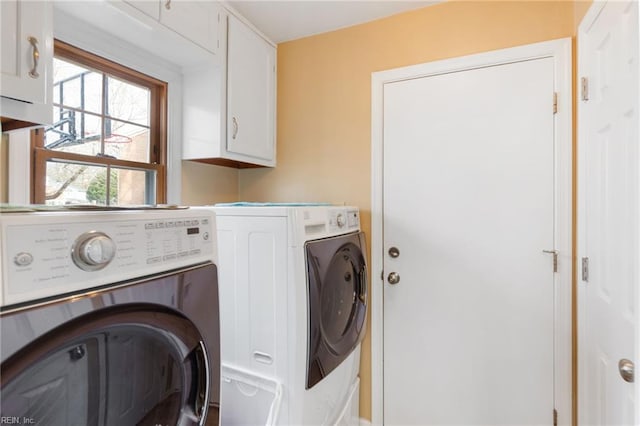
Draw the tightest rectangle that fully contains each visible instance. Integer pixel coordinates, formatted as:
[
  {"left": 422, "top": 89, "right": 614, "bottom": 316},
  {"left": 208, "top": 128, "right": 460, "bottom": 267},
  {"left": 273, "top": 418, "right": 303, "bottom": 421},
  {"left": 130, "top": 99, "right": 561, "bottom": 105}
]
[{"left": 32, "top": 40, "right": 167, "bottom": 205}]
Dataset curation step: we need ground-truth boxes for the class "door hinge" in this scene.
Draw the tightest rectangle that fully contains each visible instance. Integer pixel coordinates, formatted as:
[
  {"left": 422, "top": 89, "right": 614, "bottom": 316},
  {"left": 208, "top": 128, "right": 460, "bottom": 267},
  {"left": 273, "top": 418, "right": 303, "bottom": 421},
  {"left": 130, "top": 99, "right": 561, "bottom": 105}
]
[
  {"left": 553, "top": 92, "right": 558, "bottom": 114},
  {"left": 543, "top": 250, "right": 558, "bottom": 273},
  {"left": 553, "top": 408, "right": 558, "bottom": 426},
  {"left": 581, "top": 77, "right": 589, "bottom": 101},
  {"left": 582, "top": 257, "right": 589, "bottom": 282}
]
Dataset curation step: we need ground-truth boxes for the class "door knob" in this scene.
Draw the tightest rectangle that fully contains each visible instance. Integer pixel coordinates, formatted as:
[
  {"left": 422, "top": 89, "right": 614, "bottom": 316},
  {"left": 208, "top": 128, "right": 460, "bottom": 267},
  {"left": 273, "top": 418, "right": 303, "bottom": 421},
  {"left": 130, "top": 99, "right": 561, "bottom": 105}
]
[
  {"left": 388, "top": 247, "right": 400, "bottom": 258},
  {"left": 387, "top": 272, "right": 400, "bottom": 285},
  {"left": 619, "top": 359, "right": 634, "bottom": 383}
]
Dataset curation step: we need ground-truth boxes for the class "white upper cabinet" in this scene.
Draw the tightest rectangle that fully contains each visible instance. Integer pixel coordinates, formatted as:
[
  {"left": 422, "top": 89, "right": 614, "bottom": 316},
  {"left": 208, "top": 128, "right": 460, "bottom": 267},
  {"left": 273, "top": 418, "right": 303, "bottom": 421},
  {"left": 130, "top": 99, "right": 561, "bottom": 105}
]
[
  {"left": 226, "top": 14, "right": 276, "bottom": 164},
  {"left": 159, "top": 0, "right": 219, "bottom": 55},
  {"left": 1, "top": 0, "right": 53, "bottom": 127},
  {"left": 182, "top": 10, "right": 276, "bottom": 168}
]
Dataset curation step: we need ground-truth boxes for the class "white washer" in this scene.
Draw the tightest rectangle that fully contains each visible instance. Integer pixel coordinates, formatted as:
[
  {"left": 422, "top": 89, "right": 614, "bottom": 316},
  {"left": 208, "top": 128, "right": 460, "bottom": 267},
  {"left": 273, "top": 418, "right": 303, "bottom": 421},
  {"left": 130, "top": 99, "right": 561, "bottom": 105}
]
[{"left": 212, "top": 205, "right": 367, "bottom": 426}]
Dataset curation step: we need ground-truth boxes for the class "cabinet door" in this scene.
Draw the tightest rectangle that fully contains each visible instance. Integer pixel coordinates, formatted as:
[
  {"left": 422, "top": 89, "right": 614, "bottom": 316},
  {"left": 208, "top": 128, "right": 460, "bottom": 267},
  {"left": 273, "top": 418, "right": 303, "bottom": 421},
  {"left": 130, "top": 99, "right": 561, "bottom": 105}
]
[
  {"left": 1, "top": 0, "right": 51, "bottom": 105},
  {"left": 226, "top": 14, "right": 275, "bottom": 164},
  {"left": 160, "top": 0, "right": 219, "bottom": 54}
]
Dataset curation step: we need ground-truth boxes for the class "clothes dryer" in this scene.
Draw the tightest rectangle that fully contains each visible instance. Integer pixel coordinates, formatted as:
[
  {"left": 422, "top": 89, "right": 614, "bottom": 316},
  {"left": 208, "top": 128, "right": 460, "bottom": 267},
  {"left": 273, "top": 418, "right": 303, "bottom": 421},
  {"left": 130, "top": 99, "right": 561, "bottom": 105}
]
[{"left": 213, "top": 204, "right": 367, "bottom": 426}]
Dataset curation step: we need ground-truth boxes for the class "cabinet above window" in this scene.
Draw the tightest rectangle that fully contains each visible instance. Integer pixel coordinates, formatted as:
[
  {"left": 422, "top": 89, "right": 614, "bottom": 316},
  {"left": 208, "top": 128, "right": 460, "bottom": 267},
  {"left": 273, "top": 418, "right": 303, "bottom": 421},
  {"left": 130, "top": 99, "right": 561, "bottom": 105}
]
[
  {"left": 124, "top": 0, "right": 220, "bottom": 55},
  {"left": 53, "top": 0, "right": 220, "bottom": 69}
]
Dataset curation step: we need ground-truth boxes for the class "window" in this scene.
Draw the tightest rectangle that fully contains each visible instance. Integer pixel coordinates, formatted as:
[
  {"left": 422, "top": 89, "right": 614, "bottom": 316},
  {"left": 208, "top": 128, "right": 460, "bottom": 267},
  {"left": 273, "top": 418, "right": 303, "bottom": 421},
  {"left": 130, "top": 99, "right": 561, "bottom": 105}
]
[{"left": 32, "top": 40, "right": 167, "bottom": 206}]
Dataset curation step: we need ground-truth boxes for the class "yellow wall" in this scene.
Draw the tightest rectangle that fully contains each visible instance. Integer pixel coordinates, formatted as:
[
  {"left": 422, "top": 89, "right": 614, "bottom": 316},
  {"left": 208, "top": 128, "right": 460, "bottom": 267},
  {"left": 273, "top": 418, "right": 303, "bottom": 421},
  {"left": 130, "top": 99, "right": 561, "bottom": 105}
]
[
  {"left": 181, "top": 161, "right": 239, "bottom": 205},
  {"left": 239, "top": 0, "right": 579, "bottom": 420}
]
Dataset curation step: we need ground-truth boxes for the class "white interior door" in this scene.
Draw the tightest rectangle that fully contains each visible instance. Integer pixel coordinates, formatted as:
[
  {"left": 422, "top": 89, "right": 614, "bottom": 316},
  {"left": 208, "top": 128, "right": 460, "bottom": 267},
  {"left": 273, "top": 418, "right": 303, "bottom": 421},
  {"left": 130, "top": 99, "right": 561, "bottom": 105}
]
[
  {"left": 578, "top": 2, "right": 639, "bottom": 425},
  {"left": 381, "top": 54, "right": 560, "bottom": 424}
]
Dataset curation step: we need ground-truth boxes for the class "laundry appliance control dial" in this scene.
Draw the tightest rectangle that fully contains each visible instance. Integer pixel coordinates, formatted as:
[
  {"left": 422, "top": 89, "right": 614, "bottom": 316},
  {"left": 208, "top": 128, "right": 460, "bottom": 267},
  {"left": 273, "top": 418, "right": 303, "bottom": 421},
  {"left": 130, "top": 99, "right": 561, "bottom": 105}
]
[
  {"left": 72, "top": 232, "right": 116, "bottom": 271},
  {"left": 336, "top": 213, "right": 345, "bottom": 228}
]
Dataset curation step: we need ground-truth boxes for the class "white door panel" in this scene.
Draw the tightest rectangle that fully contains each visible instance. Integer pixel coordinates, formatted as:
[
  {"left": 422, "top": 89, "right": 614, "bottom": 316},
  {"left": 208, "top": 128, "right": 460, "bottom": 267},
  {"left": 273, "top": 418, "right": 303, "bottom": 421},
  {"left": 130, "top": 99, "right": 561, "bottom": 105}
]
[
  {"left": 578, "top": 1, "right": 638, "bottom": 424},
  {"left": 383, "top": 58, "right": 556, "bottom": 425}
]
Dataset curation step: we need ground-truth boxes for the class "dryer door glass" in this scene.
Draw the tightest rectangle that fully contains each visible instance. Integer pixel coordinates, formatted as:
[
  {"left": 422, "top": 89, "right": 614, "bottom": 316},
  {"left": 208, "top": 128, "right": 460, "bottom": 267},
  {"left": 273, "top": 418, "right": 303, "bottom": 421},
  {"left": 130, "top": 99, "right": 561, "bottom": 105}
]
[
  {"left": 321, "top": 242, "right": 367, "bottom": 352},
  {"left": 306, "top": 231, "right": 367, "bottom": 389},
  {"left": 0, "top": 309, "right": 209, "bottom": 426}
]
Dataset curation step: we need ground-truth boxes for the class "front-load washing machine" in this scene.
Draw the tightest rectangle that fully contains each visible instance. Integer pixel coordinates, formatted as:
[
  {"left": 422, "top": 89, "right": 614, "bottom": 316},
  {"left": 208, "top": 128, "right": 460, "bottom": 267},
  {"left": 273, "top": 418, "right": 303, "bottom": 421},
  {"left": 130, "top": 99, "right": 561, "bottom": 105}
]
[
  {"left": 212, "top": 204, "right": 367, "bottom": 426},
  {"left": 0, "top": 208, "right": 221, "bottom": 426}
]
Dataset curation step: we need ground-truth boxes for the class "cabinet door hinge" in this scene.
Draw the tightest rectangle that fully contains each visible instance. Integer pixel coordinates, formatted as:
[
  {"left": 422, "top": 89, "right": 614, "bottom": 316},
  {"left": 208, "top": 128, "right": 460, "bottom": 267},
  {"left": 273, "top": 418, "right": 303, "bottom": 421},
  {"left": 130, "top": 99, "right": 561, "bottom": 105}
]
[
  {"left": 553, "top": 408, "right": 558, "bottom": 426},
  {"left": 582, "top": 257, "right": 589, "bottom": 282},
  {"left": 553, "top": 92, "right": 558, "bottom": 114},
  {"left": 581, "top": 77, "right": 589, "bottom": 101}
]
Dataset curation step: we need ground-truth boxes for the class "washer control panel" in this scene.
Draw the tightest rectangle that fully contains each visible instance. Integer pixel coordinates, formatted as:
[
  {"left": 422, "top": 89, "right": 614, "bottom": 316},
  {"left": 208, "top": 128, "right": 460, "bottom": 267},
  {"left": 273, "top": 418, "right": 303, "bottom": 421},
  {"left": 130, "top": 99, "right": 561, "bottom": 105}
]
[
  {"left": 72, "top": 231, "right": 116, "bottom": 271},
  {"left": 327, "top": 208, "right": 360, "bottom": 233},
  {"left": 0, "top": 210, "right": 215, "bottom": 308}
]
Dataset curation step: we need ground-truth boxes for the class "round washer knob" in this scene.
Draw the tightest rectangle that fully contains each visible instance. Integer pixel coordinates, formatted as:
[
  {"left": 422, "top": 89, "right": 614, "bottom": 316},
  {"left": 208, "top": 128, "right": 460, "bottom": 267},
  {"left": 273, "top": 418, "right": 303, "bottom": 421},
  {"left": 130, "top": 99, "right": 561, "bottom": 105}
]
[
  {"left": 72, "top": 232, "right": 116, "bottom": 271},
  {"left": 336, "top": 213, "right": 345, "bottom": 228}
]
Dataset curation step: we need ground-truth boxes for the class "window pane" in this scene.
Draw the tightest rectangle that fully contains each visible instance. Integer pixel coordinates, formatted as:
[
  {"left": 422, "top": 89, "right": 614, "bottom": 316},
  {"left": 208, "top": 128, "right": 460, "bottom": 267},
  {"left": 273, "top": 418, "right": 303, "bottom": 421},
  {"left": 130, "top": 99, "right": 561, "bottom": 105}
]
[
  {"left": 44, "top": 109, "right": 102, "bottom": 155},
  {"left": 106, "top": 76, "right": 150, "bottom": 126},
  {"left": 114, "top": 168, "right": 155, "bottom": 205},
  {"left": 45, "top": 162, "right": 108, "bottom": 206},
  {"left": 53, "top": 59, "right": 103, "bottom": 113},
  {"left": 104, "top": 119, "right": 150, "bottom": 162},
  {"left": 82, "top": 72, "right": 103, "bottom": 114},
  {"left": 44, "top": 162, "right": 156, "bottom": 206}
]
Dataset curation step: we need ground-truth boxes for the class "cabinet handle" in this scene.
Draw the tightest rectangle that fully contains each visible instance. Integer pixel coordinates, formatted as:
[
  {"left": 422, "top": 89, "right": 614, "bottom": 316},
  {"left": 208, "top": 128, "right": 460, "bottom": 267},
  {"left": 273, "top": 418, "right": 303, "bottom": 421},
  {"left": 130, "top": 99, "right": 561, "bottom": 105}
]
[
  {"left": 165, "top": 0, "right": 171, "bottom": 10},
  {"left": 232, "top": 117, "right": 239, "bottom": 140},
  {"left": 28, "top": 36, "right": 40, "bottom": 79}
]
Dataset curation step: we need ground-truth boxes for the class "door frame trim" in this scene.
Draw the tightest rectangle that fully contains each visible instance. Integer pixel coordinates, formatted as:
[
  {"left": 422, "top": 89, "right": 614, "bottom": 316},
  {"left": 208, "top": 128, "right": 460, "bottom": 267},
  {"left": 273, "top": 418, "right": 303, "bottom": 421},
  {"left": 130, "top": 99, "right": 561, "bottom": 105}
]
[{"left": 370, "top": 38, "right": 573, "bottom": 425}]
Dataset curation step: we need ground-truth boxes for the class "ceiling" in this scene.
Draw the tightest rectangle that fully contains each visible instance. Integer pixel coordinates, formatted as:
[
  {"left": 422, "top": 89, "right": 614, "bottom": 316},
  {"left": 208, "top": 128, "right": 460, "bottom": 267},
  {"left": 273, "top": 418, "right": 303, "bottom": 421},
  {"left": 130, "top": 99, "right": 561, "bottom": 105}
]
[{"left": 226, "top": 1, "right": 439, "bottom": 44}]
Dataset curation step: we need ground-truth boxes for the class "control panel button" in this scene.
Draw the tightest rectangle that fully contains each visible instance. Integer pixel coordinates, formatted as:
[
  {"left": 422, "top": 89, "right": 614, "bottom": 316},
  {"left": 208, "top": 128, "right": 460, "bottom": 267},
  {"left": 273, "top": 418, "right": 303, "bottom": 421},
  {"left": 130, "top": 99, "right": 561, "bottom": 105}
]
[
  {"left": 336, "top": 213, "right": 346, "bottom": 228},
  {"left": 348, "top": 210, "right": 360, "bottom": 228},
  {"left": 14, "top": 252, "right": 34, "bottom": 267}
]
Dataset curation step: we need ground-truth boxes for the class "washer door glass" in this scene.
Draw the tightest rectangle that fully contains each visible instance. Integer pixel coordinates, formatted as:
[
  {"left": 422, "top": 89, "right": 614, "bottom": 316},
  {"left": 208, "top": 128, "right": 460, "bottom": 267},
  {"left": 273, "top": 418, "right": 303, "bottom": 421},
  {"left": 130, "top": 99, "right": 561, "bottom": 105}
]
[
  {"left": 306, "top": 232, "right": 367, "bottom": 389},
  {"left": 1, "top": 307, "right": 209, "bottom": 426}
]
